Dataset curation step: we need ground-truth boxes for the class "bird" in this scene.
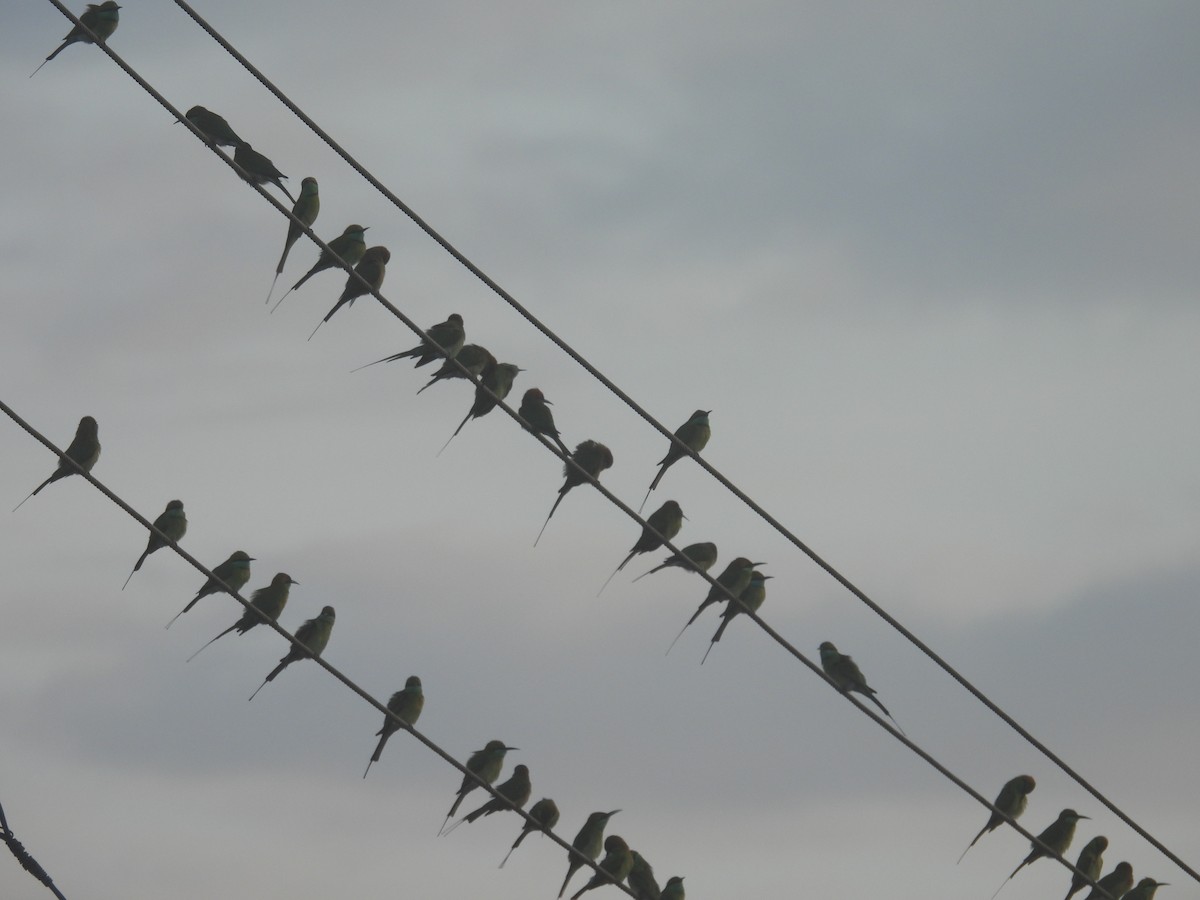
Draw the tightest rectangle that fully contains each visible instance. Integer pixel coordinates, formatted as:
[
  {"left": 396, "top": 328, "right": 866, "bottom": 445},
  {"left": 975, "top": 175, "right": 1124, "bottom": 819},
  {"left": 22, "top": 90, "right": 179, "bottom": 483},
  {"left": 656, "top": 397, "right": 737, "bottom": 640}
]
[
  {"left": 272, "top": 224, "right": 368, "bottom": 311},
  {"left": 518, "top": 388, "right": 571, "bottom": 456},
  {"left": 363, "top": 676, "right": 424, "bottom": 779},
  {"left": 660, "top": 876, "right": 685, "bottom": 900},
  {"left": 267, "top": 176, "right": 320, "bottom": 303},
  {"left": 640, "top": 409, "right": 710, "bottom": 512},
  {"left": 1122, "top": 878, "right": 1167, "bottom": 900},
  {"left": 1063, "top": 836, "right": 1108, "bottom": 900},
  {"left": 14, "top": 415, "right": 100, "bottom": 511},
  {"left": 599, "top": 500, "right": 685, "bottom": 595},
  {"left": 818, "top": 640, "right": 905, "bottom": 734},
  {"left": 439, "top": 740, "right": 517, "bottom": 835},
  {"left": 993, "top": 809, "right": 1088, "bottom": 899},
  {"left": 558, "top": 810, "right": 620, "bottom": 898},
  {"left": 31, "top": 1, "right": 120, "bottom": 77},
  {"left": 183, "top": 105, "right": 243, "bottom": 148},
  {"left": 1081, "top": 860, "right": 1133, "bottom": 900},
  {"left": 627, "top": 851, "right": 661, "bottom": 900},
  {"left": 166, "top": 550, "right": 255, "bottom": 630},
  {"left": 248, "top": 605, "right": 335, "bottom": 701},
  {"left": 499, "top": 796, "right": 560, "bottom": 868},
  {"left": 186, "top": 573, "right": 297, "bottom": 662},
  {"left": 701, "top": 570, "right": 771, "bottom": 664},
  {"left": 233, "top": 143, "right": 294, "bottom": 202},
  {"left": 632, "top": 541, "right": 718, "bottom": 583},
  {"left": 570, "top": 834, "right": 634, "bottom": 900},
  {"left": 354, "top": 314, "right": 465, "bottom": 371},
  {"left": 417, "top": 343, "right": 495, "bottom": 394},
  {"left": 122, "top": 499, "right": 187, "bottom": 590},
  {"left": 957, "top": 774, "right": 1037, "bottom": 864},
  {"left": 666, "top": 557, "right": 761, "bottom": 653},
  {"left": 535, "top": 440, "right": 614, "bottom": 546},
  {"left": 444, "top": 764, "right": 531, "bottom": 835},
  {"left": 309, "top": 245, "right": 390, "bottom": 339},
  {"left": 438, "top": 362, "right": 523, "bottom": 454}
]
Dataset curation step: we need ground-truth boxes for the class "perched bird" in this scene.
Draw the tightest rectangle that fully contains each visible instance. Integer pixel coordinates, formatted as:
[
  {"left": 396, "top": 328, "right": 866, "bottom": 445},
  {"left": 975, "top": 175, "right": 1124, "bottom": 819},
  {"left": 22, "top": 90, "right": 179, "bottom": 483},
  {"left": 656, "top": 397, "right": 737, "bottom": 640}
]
[
  {"left": 438, "top": 362, "right": 523, "bottom": 454},
  {"left": 310, "top": 245, "right": 390, "bottom": 339},
  {"left": 122, "top": 499, "right": 187, "bottom": 589},
  {"left": 183, "top": 105, "right": 243, "bottom": 148},
  {"left": 499, "top": 796, "right": 560, "bottom": 868},
  {"left": 660, "top": 876, "right": 685, "bottom": 900},
  {"left": 632, "top": 541, "right": 718, "bottom": 583},
  {"left": 818, "top": 640, "right": 905, "bottom": 734},
  {"left": 272, "top": 224, "right": 368, "bottom": 311},
  {"left": 31, "top": 1, "right": 120, "bottom": 77},
  {"left": 233, "top": 143, "right": 294, "bottom": 202},
  {"left": 1063, "top": 836, "right": 1108, "bottom": 900},
  {"left": 957, "top": 774, "right": 1037, "bottom": 863},
  {"left": 356, "top": 314, "right": 465, "bottom": 371},
  {"left": 444, "top": 764, "right": 531, "bottom": 834},
  {"left": 667, "top": 557, "right": 761, "bottom": 653},
  {"left": 417, "top": 343, "right": 495, "bottom": 394},
  {"left": 1081, "top": 860, "right": 1133, "bottom": 900},
  {"left": 518, "top": 388, "right": 570, "bottom": 456},
  {"left": 701, "top": 570, "right": 771, "bottom": 664},
  {"left": 14, "top": 415, "right": 100, "bottom": 511},
  {"left": 558, "top": 810, "right": 620, "bottom": 898},
  {"left": 570, "top": 834, "right": 634, "bottom": 900},
  {"left": 186, "top": 573, "right": 297, "bottom": 662},
  {"left": 640, "top": 410, "right": 710, "bottom": 512},
  {"left": 599, "top": 500, "right": 685, "bottom": 595},
  {"left": 994, "top": 809, "right": 1088, "bottom": 898},
  {"left": 363, "top": 676, "right": 425, "bottom": 779},
  {"left": 627, "top": 851, "right": 661, "bottom": 900},
  {"left": 166, "top": 550, "right": 254, "bottom": 629},
  {"left": 439, "top": 740, "right": 517, "bottom": 835},
  {"left": 1122, "top": 878, "right": 1167, "bottom": 900},
  {"left": 248, "top": 605, "right": 335, "bottom": 701},
  {"left": 267, "top": 177, "right": 320, "bottom": 303},
  {"left": 535, "top": 440, "right": 614, "bottom": 546}
]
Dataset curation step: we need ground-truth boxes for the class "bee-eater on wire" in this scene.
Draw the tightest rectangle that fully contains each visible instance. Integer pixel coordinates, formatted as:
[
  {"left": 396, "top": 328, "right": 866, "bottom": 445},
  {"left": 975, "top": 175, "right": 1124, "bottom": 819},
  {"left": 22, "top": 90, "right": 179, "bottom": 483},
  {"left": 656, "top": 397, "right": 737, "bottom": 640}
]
[
  {"left": 31, "top": 1, "right": 120, "bottom": 77},
  {"left": 353, "top": 314, "right": 465, "bottom": 372},
  {"left": 598, "top": 500, "right": 684, "bottom": 596},
  {"left": 627, "top": 851, "right": 661, "bottom": 900},
  {"left": 660, "top": 876, "right": 684, "bottom": 900},
  {"left": 957, "top": 774, "right": 1037, "bottom": 864},
  {"left": 363, "top": 676, "right": 424, "bottom": 779},
  {"left": 570, "top": 834, "right": 633, "bottom": 900},
  {"left": 122, "top": 499, "right": 187, "bottom": 589},
  {"left": 443, "top": 764, "right": 532, "bottom": 835},
  {"left": 1081, "top": 859, "right": 1133, "bottom": 900},
  {"left": 535, "top": 440, "right": 614, "bottom": 546},
  {"left": 233, "top": 143, "right": 294, "bottom": 202},
  {"left": 417, "top": 343, "right": 496, "bottom": 394},
  {"left": 183, "top": 105, "right": 243, "bottom": 148},
  {"left": 1122, "top": 878, "right": 1167, "bottom": 900},
  {"left": 666, "top": 557, "right": 761, "bottom": 654},
  {"left": 1062, "top": 836, "right": 1107, "bottom": 900},
  {"left": 14, "top": 415, "right": 100, "bottom": 511},
  {"left": 438, "top": 740, "right": 517, "bottom": 835},
  {"left": 992, "top": 809, "right": 1088, "bottom": 899},
  {"left": 186, "top": 573, "right": 296, "bottom": 662},
  {"left": 518, "top": 388, "right": 571, "bottom": 456},
  {"left": 248, "top": 605, "right": 335, "bottom": 701},
  {"left": 701, "top": 570, "right": 771, "bottom": 664},
  {"left": 267, "top": 177, "right": 319, "bottom": 303},
  {"left": 309, "top": 245, "right": 390, "bottom": 339},
  {"left": 271, "top": 225, "right": 368, "bottom": 311},
  {"left": 818, "top": 640, "right": 905, "bottom": 734},
  {"left": 166, "top": 550, "right": 254, "bottom": 630},
  {"left": 632, "top": 541, "right": 718, "bottom": 583},
  {"left": 438, "top": 362, "right": 523, "bottom": 455},
  {"left": 640, "top": 409, "right": 710, "bottom": 512},
  {"left": 558, "top": 810, "right": 619, "bottom": 898},
  {"left": 500, "top": 797, "right": 560, "bottom": 868}
]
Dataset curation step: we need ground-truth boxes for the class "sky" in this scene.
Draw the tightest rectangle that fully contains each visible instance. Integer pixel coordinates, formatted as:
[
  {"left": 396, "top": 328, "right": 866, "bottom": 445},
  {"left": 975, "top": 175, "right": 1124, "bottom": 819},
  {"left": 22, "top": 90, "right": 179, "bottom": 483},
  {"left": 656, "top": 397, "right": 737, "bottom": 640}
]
[{"left": 2, "top": 1, "right": 1199, "bottom": 898}]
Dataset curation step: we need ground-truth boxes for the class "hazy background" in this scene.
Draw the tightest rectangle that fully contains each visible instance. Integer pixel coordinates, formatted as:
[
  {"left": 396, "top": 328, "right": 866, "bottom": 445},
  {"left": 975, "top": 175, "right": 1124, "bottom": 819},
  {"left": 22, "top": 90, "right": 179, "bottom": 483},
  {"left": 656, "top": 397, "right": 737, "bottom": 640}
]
[{"left": 3, "top": 2, "right": 1199, "bottom": 898}]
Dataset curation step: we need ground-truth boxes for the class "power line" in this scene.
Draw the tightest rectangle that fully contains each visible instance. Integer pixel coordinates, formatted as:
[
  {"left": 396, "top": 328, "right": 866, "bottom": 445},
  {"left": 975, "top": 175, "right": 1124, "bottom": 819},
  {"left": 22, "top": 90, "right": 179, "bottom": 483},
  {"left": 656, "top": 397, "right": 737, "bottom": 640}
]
[{"left": 0, "top": 799, "right": 67, "bottom": 900}]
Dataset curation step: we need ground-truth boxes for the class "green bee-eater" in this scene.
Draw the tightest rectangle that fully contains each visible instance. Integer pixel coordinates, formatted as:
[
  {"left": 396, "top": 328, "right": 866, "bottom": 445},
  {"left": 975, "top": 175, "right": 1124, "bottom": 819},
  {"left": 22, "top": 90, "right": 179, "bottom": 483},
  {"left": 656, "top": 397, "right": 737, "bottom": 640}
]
[
  {"left": 1122, "top": 878, "right": 1167, "bottom": 900},
  {"left": 632, "top": 541, "right": 718, "bottom": 583},
  {"left": 535, "top": 440, "right": 614, "bottom": 546},
  {"left": 356, "top": 314, "right": 465, "bottom": 371},
  {"left": 267, "top": 176, "right": 319, "bottom": 302},
  {"left": 271, "top": 224, "right": 368, "bottom": 311},
  {"left": 660, "top": 876, "right": 684, "bottom": 900},
  {"left": 957, "top": 774, "right": 1037, "bottom": 863},
  {"left": 558, "top": 810, "right": 619, "bottom": 898},
  {"left": 248, "top": 605, "right": 335, "bottom": 701},
  {"left": 1063, "top": 836, "right": 1108, "bottom": 900},
  {"left": 122, "top": 499, "right": 187, "bottom": 589},
  {"left": 183, "top": 106, "right": 243, "bottom": 149},
  {"left": 417, "top": 343, "right": 495, "bottom": 394},
  {"left": 363, "top": 675, "right": 424, "bottom": 778},
  {"left": 667, "top": 557, "right": 761, "bottom": 653},
  {"left": 701, "top": 570, "right": 771, "bottom": 663},
  {"left": 994, "top": 809, "right": 1088, "bottom": 898},
  {"left": 310, "top": 245, "right": 390, "bottom": 339},
  {"left": 439, "top": 740, "right": 517, "bottom": 835},
  {"left": 627, "top": 851, "right": 661, "bottom": 900},
  {"left": 499, "top": 796, "right": 560, "bottom": 868},
  {"left": 186, "top": 573, "right": 297, "bottom": 662},
  {"left": 438, "top": 362, "right": 523, "bottom": 454},
  {"left": 599, "top": 500, "right": 685, "bottom": 595},
  {"left": 818, "top": 640, "right": 904, "bottom": 733},
  {"left": 233, "top": 143, "right": 294, "bottom": 202},
  {"left": 166, "top": 550, "right": 254, "bottom": 630},
  {"left": 445, "top": 764, "right": 532, "bottom": 834},
  {"left": 518, "top": 388, "right": 570, "bottom": 457},
  {"left": 14, "top": 415, "right": 100, "bottom": 511},
  {"left": 640, "top": 409, "right": 710, "bottom": 512},
  {"left": 1081, "top": 860, "right": 1133, "bottom": 900},
  {"left": 31, "top": 1, "right": 120, "bottom": 77},
  {"left": 570, "top": 834, "right": 634, "bottom": 900}
]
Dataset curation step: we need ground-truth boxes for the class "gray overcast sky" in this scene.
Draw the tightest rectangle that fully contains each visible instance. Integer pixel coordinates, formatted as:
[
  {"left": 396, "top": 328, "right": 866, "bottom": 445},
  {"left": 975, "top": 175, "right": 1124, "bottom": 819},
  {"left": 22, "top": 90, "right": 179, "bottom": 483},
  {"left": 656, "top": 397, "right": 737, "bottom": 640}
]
[{"left": 3, "top": 2, "right": 1199, "bottom": 899}]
